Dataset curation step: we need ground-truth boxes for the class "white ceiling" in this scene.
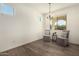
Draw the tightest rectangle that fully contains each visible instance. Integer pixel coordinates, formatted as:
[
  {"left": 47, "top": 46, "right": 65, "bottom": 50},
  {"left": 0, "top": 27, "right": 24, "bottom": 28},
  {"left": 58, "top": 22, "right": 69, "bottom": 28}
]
[
  {"left": 23, "top": 3, "right": 78, "bottom": 14},
  {"left": 9, "top": 3, "right": 78, "bottom": 14}
]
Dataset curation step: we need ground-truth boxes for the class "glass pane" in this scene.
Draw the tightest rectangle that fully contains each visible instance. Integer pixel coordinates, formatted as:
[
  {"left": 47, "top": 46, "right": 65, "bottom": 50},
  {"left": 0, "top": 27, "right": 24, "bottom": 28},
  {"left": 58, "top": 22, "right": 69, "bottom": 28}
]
[
  {"left": 57, "top": 20, "right": 66, "bottom": 26},
  {"left": 1, "top": 4, "right": 13, "bottom": 15}
]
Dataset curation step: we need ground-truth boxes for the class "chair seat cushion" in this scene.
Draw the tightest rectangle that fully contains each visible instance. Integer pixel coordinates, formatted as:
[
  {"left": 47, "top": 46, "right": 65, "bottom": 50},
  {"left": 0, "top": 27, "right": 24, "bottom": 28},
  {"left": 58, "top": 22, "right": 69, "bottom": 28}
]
[{"left": 58, "top": 36, "right": 67, "bottom": 40}]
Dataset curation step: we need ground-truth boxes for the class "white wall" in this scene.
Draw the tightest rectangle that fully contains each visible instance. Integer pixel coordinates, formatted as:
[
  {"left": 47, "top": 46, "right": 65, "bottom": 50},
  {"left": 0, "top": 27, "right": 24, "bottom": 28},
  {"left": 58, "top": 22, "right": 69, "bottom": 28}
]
[
  {"left": 52, "top": 4, "right": 79, "bottom": 44},
  {"left": 0, "top": 4, "right": 43, "bottom": 52}
]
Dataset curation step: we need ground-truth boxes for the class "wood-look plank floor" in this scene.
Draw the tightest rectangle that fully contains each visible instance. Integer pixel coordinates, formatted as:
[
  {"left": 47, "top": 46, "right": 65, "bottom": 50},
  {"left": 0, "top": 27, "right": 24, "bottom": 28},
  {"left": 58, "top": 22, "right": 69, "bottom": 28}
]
[{"left": 1, "top": 39, "right": 79, "bottom": 56}]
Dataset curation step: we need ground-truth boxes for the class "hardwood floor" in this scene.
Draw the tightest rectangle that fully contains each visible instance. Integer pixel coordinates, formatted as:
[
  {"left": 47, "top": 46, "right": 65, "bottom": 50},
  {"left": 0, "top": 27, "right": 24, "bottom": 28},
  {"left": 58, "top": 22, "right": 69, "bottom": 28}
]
[{"left": 1, "top": 39, "right": 79, "bottom": 56}]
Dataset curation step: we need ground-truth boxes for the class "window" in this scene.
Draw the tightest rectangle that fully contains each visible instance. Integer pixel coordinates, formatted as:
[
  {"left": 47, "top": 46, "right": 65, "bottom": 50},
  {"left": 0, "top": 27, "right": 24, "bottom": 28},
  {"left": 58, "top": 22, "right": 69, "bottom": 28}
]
[
  {"left": 54, "top": 16, "right": 66, "bottom": 30},
  {"left": 0, "top": 4, "right": 14, "bottom": 15}
]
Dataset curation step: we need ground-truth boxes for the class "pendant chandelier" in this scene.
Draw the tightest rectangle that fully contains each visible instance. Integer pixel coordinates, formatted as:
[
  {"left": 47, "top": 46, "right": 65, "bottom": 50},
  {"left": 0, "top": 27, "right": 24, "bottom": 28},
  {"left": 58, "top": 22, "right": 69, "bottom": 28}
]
[
  {"left": 48, "top": 3, "right": 52, "bottom": 30},
  {"left": 48, "top": 3, "right": 52, "bottom": 20},
  {"left": 49, "top": 3, "right": 51, "bottom": 20}
]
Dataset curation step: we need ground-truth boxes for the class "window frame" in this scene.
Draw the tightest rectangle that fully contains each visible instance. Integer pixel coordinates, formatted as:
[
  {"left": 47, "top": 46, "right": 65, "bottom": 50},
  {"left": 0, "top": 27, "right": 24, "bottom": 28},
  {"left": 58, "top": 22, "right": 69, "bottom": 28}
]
[{"left": 54, "top": 15, "right": 67, "bottom": 30}]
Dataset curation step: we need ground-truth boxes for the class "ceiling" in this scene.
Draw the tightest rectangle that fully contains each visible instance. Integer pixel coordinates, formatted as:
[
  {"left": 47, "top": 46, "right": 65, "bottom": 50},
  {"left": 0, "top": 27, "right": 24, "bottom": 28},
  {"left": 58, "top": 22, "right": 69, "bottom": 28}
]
[
  {"left": 23, "top": 3, "right": 78, "bottom": 14},
  {"left": 8, "top": 3, "right": 78, "bottom": 14}
]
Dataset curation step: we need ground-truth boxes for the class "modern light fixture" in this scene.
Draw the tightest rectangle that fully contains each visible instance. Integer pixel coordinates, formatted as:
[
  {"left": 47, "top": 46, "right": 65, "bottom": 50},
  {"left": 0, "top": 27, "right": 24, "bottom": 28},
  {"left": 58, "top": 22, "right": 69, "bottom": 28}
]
[
  {"left": 48, "top": 3, "right": 52, "bottom": 20},
  {"left": 48, "top": 3, "right": 52, "bottom": 30},
  {"left": 48, "top": 3, "right": 53, "bottom": 40},
  {"left": 44, "top": 3, "right": 52, "bottom": 36}
]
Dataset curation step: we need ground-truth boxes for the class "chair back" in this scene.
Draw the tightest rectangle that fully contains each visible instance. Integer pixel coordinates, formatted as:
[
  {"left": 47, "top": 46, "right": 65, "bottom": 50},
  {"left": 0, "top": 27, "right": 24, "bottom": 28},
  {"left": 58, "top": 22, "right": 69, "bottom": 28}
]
[{"left": 61, "top": 30, "right": 69, "bottom": 38}]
